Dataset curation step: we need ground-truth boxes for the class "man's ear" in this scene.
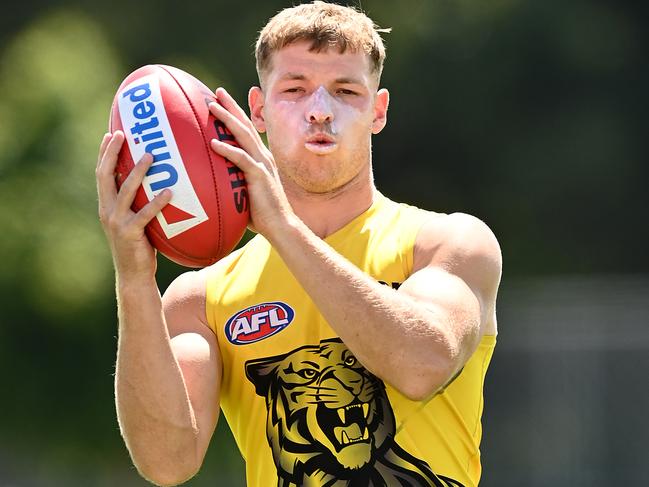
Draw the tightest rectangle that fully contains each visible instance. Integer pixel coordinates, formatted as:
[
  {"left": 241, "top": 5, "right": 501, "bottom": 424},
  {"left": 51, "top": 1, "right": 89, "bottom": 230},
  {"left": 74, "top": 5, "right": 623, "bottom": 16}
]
[
  {"left": 248, "top": 86, "right": 266, "bottom": 133},
  {"left": 371, "top": 88, "right": 389, "bottom": 134}
]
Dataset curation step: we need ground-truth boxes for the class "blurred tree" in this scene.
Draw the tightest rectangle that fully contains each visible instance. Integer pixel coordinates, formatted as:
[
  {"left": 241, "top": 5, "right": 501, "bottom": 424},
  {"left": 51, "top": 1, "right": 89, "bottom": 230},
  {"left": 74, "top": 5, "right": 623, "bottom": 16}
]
[
  {"left": 0, "top": 10, "right": 120, "bottom": 315},
  {"left": 0, "top": 8, "right": 246, "bottom": 485}
]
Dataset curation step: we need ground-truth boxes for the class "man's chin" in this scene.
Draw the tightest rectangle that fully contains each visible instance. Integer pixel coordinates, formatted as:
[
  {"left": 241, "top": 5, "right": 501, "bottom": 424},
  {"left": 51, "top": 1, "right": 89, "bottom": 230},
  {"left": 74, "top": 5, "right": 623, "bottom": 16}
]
[{"left": 285, "top": 174, "right": 349, "bottom": 196}]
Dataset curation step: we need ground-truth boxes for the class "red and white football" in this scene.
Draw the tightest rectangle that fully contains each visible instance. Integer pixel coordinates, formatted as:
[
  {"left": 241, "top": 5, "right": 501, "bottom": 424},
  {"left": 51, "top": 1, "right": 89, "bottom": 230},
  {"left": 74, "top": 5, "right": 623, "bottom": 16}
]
[{"left": 109, "top": 64, "right": 249, "bottom": 268}]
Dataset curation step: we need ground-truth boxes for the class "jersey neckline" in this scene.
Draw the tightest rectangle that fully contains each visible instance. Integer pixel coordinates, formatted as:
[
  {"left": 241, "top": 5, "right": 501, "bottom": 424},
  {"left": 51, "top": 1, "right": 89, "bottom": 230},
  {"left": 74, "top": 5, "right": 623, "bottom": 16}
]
[{"left": 323, "top": 192, "right": 388, "bottom": 246}]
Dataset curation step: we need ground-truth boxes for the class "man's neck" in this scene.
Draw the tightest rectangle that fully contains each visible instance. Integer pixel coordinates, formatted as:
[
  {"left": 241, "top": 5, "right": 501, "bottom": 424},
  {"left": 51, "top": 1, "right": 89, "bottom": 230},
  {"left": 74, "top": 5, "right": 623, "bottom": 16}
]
[{"left": 283, "top": 172, "right": 377, "bottom": 239}]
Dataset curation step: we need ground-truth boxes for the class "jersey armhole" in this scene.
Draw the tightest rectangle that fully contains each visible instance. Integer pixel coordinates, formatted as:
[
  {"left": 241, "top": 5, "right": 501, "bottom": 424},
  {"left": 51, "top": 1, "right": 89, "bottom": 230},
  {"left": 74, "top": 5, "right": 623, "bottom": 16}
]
[
  {"left": 204, "top": 245, "right": 248, "bottom": 337},
  {"left": 205, "top": 266, "right": 221, "bottom": 336},
  {"left": 400, "top": 204, "right": 434, "bottom": 278}
]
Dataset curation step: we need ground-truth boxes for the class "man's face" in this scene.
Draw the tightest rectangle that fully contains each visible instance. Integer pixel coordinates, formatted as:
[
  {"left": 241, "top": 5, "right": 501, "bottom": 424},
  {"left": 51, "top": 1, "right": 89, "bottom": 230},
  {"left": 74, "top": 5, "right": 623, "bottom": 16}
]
[{"left": 249, "top": 41, "right": 389, "bottom": 195}]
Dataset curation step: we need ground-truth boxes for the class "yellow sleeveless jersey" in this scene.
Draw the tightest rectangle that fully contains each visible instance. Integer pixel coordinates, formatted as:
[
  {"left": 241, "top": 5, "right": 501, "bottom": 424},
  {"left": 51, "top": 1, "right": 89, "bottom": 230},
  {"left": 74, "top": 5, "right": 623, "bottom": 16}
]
[{"left": 205, "top": 193, "right": 496, "bottom": 487}]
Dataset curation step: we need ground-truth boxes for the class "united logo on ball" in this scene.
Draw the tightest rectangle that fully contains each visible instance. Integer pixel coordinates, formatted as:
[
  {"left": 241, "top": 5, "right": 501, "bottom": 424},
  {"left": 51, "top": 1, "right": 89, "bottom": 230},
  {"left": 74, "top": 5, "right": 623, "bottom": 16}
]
[{"left": 109, "top": 64, "right": 249, "bottom": 267}]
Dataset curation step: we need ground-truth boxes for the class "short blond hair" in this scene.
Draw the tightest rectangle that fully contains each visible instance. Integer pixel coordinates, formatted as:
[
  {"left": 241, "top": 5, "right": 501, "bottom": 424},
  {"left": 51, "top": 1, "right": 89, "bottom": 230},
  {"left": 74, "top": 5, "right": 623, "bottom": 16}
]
[{"left": 255, "top": 1, "right": 390, "bottom": 81}]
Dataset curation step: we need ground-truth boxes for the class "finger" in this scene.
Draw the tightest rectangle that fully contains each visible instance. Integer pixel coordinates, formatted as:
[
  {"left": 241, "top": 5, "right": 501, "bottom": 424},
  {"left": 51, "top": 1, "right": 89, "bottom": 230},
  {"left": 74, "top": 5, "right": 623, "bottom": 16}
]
[
  {"left": 115, "top": 153, "right": 154, "bottom": 214},
  {"left": 215, "top": 87, "right": 256, "bottom": 132},
  {"left": 209, "top": 101, "right": 264, "bottom": 159},
  {"left": 96, "top": 133, "right": 112, "bottom": 170},
  {"left": 96, "top": 131, "right": 125, "bottom": 202},
  {"left": 132, "top": 188, "right": 173, "bottom": 228},
  {"left": 210, "top": 138, "right": 260, "bottom": 174}
]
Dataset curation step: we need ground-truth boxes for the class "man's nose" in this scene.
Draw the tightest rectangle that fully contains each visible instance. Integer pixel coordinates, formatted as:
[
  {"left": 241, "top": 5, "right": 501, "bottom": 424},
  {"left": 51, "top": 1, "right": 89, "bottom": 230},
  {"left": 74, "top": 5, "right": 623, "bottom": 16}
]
[{"left": 306, "top": 87, "right": 334, "bottom": 124}]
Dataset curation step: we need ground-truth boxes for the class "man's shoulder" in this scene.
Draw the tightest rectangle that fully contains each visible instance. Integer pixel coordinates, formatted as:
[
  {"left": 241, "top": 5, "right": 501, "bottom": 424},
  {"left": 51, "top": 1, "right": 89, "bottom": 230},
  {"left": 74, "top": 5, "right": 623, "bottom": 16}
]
[
  {"left": 163, "top": 267, "right": 211, "bottom": 301},
  {"left": 413, "top": 210, "right": 502, "bottom": 275},
  {"left": 164, "top": 236, "right": 261, "bottom": 294},
  {"left": 430, "top": 211, "right": 497, "bottom": 242}
]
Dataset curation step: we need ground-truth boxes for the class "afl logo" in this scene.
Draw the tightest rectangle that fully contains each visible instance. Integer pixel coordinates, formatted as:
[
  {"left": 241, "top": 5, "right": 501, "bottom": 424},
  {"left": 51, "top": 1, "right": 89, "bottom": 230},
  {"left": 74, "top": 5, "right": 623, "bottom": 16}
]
[{"left": 225, "top": 302, "right": 295, "bottom": 345}]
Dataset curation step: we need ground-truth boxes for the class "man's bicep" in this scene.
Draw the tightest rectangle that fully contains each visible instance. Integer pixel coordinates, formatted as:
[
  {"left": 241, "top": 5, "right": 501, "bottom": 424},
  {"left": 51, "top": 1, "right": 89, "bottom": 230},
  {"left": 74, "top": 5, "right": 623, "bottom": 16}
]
[
  {"left": 411, "top": 212, "right": 502, "bottom": 335},
  {"left": 169, "top": 328, "right": 221, "bottom": 457},
  {"left": 163, "top": 271, "right": 222, "bottom": 463},
  {"left": 398, "top": 266, "right": 483, "bottom": 364}
]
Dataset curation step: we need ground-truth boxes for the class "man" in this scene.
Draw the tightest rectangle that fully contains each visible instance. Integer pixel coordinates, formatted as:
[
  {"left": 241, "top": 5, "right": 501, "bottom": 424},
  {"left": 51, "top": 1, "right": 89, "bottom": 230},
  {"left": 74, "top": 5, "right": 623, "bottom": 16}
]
[{"left": 96, "top": 2, "right": 501, "bottom": 486}]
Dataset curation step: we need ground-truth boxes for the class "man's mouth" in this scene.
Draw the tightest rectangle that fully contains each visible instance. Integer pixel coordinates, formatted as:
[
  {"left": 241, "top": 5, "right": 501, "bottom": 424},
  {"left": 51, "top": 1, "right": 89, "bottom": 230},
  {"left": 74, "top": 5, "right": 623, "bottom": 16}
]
[{"left": 305, "top": 134, "right": 337, "bottom": 155}]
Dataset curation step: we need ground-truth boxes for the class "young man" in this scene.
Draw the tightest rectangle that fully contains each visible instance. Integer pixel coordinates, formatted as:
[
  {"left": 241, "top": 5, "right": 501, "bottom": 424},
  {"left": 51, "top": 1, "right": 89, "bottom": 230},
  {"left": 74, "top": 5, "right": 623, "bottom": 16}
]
[{"left": 96, "top": 2, "right": 501, "bottom": 486}]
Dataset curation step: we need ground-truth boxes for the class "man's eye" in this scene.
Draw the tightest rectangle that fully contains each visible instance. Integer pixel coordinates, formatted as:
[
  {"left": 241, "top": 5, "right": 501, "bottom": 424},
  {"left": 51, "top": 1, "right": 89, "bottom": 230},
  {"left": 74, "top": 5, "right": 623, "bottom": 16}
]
[
  {"left": 285, "top": 87, "right": 303, "bottom": 93},
  {"left": 337, "top": 89, "right": 357, "bottom": 96}
]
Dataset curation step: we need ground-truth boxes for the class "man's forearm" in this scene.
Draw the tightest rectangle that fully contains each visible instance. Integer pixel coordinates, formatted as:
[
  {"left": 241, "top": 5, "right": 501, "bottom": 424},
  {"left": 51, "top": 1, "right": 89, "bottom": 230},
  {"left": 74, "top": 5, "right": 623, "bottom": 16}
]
[
  {"left": 266, "top": 217, "right": 467, "bottom": 400},
  {"left": 114, "top": 277, "right": 199, "bottom": 485}
]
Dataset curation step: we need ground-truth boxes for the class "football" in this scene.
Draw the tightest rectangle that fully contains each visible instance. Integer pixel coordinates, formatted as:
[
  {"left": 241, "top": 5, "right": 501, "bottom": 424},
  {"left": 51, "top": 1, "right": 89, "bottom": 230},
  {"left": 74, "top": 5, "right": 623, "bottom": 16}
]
[{"left": 109, "top": 65, "right": 249, "bottom": 268}]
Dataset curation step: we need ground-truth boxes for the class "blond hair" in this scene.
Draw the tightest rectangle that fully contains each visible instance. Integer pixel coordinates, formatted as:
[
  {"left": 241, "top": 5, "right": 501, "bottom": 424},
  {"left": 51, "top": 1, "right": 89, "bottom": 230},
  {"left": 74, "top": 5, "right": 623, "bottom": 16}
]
[{"left": 255, "top": 1, "right": 390, "bottom": 81}]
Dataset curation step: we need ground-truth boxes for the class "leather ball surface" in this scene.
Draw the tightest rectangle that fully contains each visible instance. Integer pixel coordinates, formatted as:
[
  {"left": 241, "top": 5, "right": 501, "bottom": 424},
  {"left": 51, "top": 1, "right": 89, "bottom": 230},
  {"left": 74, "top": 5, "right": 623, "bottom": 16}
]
[{"left": 110, "top": 64, "right": 249, "bottom": 267}]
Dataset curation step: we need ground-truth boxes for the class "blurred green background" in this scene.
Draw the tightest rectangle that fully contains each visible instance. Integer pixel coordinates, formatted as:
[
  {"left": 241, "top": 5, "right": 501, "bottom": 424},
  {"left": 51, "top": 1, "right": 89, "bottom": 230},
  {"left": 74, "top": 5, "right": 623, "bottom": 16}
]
[{"left": 0, "top": 0, "right": 647, "bottom": 485}]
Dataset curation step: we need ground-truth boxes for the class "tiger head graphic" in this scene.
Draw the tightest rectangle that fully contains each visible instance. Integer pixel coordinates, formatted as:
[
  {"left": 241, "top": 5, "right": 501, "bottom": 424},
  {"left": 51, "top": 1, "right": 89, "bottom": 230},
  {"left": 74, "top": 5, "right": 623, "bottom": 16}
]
[{"left": 245, "top": 338, "right": 462, "bottom": 486}]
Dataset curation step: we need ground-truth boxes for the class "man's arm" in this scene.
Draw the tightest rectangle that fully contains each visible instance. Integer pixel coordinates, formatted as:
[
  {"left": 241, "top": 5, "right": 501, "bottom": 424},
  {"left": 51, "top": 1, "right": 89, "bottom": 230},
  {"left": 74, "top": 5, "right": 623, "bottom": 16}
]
[
  {"left": 207, "top": 90, "right": 502, "bottom": 401},
  {"left": 96, "top": 132, "right": 220, "bottom": 486},
  {"left": 115, "top": 271, "right": 220, "bottom": 486},
  {"left": 254, "top": 211, "right": 501, "bottom": 401}
]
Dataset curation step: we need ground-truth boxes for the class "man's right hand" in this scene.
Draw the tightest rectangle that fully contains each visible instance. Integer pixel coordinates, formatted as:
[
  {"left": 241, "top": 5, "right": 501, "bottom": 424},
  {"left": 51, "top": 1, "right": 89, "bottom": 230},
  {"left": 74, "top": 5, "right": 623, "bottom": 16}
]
[{"left": 95, "top": 130, "right": 172, "bottom": 281}]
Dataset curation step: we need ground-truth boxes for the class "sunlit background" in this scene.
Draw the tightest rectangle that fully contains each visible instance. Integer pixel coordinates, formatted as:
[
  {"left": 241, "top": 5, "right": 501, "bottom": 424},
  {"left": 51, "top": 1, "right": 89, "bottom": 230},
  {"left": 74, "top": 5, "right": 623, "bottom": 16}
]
[{"left": 0, "top": 0, "right": 647, "bottom": 485}]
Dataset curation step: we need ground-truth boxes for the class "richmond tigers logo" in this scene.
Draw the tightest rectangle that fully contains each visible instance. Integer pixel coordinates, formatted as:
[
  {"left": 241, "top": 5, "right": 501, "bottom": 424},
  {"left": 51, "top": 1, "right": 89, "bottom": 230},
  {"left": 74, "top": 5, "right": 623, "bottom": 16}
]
[{"left": 245, "top": 338, "right": 464, "bottom": 486}]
